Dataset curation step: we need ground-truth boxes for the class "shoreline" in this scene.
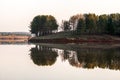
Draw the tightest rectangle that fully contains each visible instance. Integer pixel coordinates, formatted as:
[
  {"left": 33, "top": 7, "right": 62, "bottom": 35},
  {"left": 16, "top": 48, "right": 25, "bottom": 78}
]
[{"left": 29, "top": 35, "right": 120, "bottom": 44}]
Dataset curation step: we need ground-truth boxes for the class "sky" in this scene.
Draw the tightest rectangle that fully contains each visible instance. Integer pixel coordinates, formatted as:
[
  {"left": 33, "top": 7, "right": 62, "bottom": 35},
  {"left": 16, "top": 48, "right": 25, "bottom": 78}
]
[{"left": 0, "top": 0, "right": 120, "bottom": 32}]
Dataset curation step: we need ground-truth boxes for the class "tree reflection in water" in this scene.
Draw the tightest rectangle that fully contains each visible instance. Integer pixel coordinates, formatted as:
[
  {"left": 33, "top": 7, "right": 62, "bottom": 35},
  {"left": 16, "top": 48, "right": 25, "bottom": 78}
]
[
  {"left": 30, "top": 45, "right": 58, "bottom": 66},
  {"left": 30, "top": 44, "right": 120, "bottom": 70}
]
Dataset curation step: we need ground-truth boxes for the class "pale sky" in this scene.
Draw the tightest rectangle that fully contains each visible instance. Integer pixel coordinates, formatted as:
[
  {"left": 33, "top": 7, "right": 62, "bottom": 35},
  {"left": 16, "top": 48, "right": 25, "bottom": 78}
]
[{"left": 0, "top": 0, "right": 120, "bottom": 32}]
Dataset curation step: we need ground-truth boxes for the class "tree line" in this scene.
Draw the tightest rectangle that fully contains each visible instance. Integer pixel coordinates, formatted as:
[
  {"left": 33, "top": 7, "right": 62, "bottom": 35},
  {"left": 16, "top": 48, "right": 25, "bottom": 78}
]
[
  {"left": 30, "top": 13, "right": 120, "bottom": 36},
  {"left": 63, "top": 13, "right": 120, "bottom": 35}
]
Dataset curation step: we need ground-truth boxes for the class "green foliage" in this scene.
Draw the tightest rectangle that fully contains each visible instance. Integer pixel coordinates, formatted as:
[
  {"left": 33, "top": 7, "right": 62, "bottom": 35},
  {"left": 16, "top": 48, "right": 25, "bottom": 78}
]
[
  {"left": 106, "top": 17, "right": 115, "bottom": 34},
  {"left": 85, "top": 14, "right": 98, "bottom": 33},
  {"left": 97, "top": 14, "right": 108, "bottom": 33},
  {"left": 30, "top": 15, "right": 58, "bottom": 36},
  {"left": 63, "top": 20, "right": 71, "bottom": 31},
  {"left": 76, "top": 18, "right": 86, "bottom": 34},
  {"left": 46, "top": 15, "right": 58, "bottom": 30},
  {"left": 69, "top": 13, "right": 120, "bottom": 35}
]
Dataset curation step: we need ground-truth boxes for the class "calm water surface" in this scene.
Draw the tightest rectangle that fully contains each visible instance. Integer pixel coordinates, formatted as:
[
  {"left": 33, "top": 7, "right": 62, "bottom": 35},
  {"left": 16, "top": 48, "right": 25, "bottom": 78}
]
[{"left": 0, "top": 43, "right": 120, "bottom": 80}]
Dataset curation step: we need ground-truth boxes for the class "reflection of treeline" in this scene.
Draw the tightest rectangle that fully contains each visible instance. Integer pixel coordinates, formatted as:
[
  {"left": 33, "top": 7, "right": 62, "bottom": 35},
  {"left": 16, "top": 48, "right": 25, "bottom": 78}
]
[
  {"left": 30, "top": 45, "right": 120, "bottom": 70},
  {"left": 30, "top": 45, "right": 58, "bottom": 66},
  {"left": 55, "top": 47, "right": 120, "bottom": 70},
  {"left": 69, "top": 48, "right": 120, "bottom": 70}
]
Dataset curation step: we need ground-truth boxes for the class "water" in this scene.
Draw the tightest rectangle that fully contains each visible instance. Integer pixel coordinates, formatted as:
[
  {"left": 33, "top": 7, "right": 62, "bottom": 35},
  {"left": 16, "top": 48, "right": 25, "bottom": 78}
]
[{"left": 0, "top": 43, "right": 120, "bottom": 80}]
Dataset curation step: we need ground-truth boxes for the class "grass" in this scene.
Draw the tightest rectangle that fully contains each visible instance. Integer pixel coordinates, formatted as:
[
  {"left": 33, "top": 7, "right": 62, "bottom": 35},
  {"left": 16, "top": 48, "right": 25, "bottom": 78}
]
[
  {"left": 31, "top": 31, "right": 120, "bottom": 41},
  {"left": 33, "top": 31, "right": 74, "bottom": 39}
]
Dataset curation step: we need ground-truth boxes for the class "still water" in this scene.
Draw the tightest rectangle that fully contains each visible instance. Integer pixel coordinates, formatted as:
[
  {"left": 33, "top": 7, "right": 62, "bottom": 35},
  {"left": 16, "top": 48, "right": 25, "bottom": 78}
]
[{"left": 0, "top": 43, "right": 120, "bottom": 80}]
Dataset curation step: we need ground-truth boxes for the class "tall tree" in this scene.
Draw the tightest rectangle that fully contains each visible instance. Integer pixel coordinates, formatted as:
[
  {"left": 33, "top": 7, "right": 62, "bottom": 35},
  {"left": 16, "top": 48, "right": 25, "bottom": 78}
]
[
  {"left": 76, "top": 18, "right": 86, "bottom": 34},
  {"left": 30, "top": 15, "right": 41, "bottom": 36},
  {"left": 97, "top": 14, "right": 108, "bottom": 34},
  {"left": 63, "top": 20, "right": 71, "bottom": 31},
  {"left": 84, "top": 13, "right": 98, "bottom": 34},
  {"left": 106, "top": 16, "right": 115, "bottom": 34},
  {"left": 110, "top": 14, "right": 120, "bottom": 35}
]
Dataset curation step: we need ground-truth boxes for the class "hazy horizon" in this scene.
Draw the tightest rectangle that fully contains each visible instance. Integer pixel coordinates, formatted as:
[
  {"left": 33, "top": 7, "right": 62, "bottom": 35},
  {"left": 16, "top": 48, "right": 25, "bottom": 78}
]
[{"left": 0, "top": 0, "right": 120, "bottom": 32}]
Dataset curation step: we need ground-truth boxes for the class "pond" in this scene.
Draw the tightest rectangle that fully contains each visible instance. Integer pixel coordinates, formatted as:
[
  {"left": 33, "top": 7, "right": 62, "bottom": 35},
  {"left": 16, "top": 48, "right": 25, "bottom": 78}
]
[{"left": 0, "top": 43, "right": 120, "bottom": 80}]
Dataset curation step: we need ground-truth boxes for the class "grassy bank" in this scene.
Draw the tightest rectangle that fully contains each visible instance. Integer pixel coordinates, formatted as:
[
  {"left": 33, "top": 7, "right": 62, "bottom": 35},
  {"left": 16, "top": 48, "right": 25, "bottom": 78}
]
[{"left": 29, "top": 31, "right": 120, "bottom": 43}]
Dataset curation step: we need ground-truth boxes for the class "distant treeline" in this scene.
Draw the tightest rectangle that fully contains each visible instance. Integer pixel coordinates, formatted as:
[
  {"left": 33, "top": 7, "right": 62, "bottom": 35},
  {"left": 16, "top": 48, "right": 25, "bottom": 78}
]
[
  {"left": 30, "top": 13, "right": 120, "bottom": 36},
  {"left": 62, "top": 13, "right": 120, "bottom": 35},
  {"left": 0, "top": 32, "right": 31, "bottom": 36}
]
